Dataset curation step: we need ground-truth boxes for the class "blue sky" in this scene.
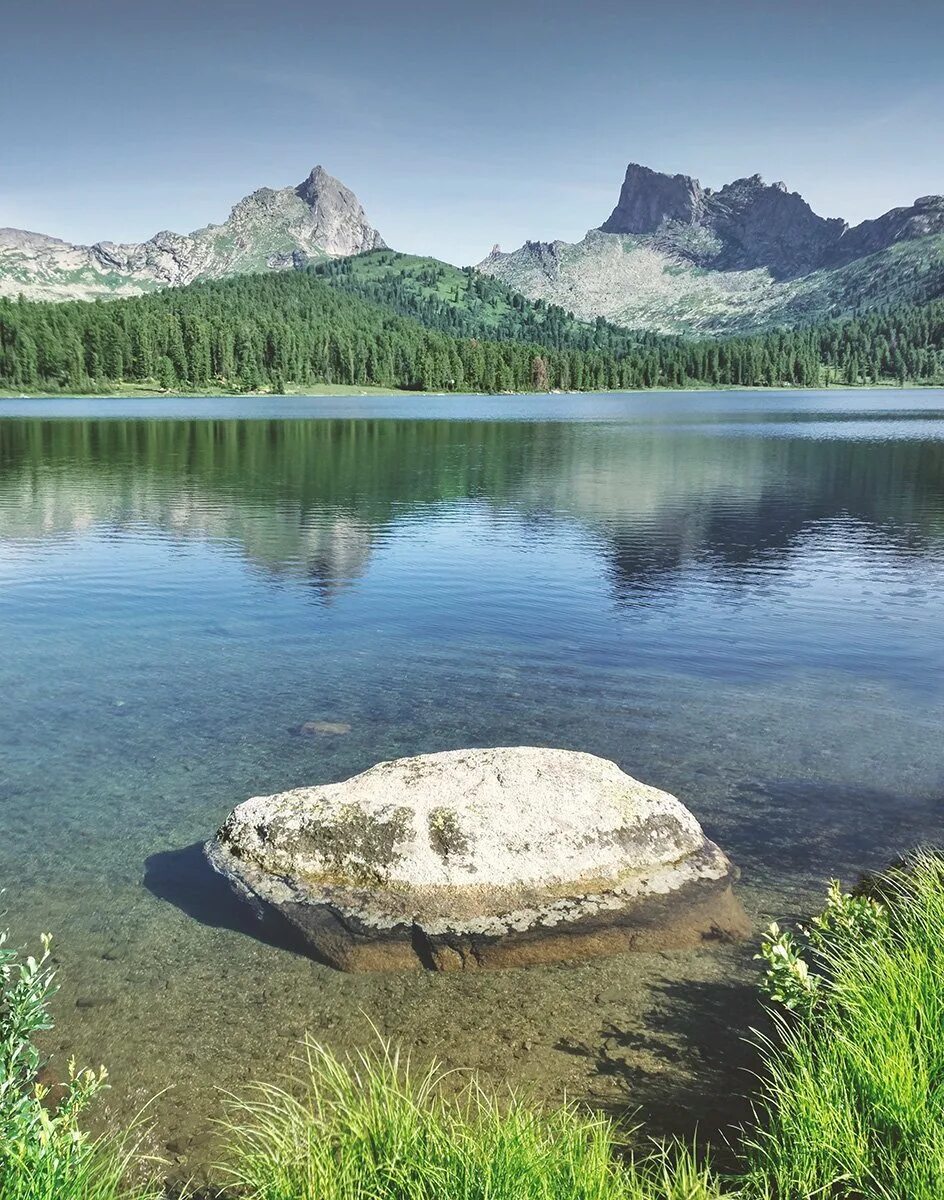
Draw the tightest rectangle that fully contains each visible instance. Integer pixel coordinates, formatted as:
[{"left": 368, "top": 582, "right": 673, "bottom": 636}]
[{"left": 3, "top": 0, "right": 943, "bottom": 265}]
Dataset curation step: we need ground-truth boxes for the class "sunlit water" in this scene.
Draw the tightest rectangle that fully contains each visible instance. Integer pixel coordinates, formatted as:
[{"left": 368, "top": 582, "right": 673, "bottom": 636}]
[{"left": 1, "top": 390, "right": 943, "bottom": 1176}]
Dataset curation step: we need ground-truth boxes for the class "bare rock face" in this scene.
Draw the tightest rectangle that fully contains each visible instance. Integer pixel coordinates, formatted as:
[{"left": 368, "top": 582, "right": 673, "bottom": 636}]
[
  {"left": 831, "top": 193, "right": 944, "bottom": 263},
  {"left": 704, "top": 175, "right": 846, "bottom": 276},
  {"left": 601, "top": 163, "right": 706, "bottom": 235},
  {"left": 598, "top": 165, "right": 845, "bottom": 276},
  {"left": 480, "top": 161, "right": 944, "bottom": 332},
  {"left": 292, "top": 166, "right": 386, "bottom": 257},
  {"left": 206, "top": 747, "right": 749, "bottom": 971},
  {"left": 0, "top": 165, "right": 385, "bottom": 301}
]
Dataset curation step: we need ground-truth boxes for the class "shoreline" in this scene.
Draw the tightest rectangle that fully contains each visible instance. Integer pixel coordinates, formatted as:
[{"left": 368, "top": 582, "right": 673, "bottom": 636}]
[{"left": 0, "top": 381, "right": 931, "bottom": 401}]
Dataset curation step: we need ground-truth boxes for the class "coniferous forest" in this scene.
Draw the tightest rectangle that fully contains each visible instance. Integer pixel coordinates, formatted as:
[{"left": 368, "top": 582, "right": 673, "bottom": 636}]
[{"left": 1, "top": 262, "right": 943, "bottom": 394}]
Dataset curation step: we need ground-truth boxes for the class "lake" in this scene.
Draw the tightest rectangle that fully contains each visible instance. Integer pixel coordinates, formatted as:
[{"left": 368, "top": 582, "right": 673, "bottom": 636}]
[{"left": 1, "top": 389, "right": 943, "bottom": 1172}]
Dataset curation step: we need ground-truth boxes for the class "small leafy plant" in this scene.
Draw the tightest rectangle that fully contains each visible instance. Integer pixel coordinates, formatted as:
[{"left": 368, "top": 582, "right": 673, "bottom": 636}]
[
  {"left": 754, "top": 922, "right": 820, "bottom": 1016},
  {"left": 756, "top": 880, "right": 887, "bottom": 1015},
  {"left": 1, "top": 930, "right": 107, "bottom": 1157},
  {"left": 0, "top": 926, "right": 158, "bottom": 1200}
]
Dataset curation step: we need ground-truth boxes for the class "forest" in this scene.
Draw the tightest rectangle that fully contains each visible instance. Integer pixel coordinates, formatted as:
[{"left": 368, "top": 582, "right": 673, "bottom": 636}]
[
  {"left": 0, "top": 263, "right": 943, "bottom": 394},
  {"left": 308, "top": 251, "right": 654, "bottom": 354}
]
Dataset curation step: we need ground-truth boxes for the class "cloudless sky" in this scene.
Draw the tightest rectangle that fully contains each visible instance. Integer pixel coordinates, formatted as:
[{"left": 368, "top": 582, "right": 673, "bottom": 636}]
[{"left": 2, "top": 0, "right": 943, "bottom": 265}]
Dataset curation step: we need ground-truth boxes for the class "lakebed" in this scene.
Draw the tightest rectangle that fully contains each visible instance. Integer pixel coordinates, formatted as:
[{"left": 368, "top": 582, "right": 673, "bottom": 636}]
[{"left": 1, "top": 389, "right": 943, "bottom": 1178}]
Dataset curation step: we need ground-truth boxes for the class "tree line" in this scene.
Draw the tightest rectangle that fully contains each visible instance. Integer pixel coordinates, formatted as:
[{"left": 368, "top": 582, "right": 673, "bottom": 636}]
[{"left": 0, "top": 268, "right": 943, "bottom": 394}]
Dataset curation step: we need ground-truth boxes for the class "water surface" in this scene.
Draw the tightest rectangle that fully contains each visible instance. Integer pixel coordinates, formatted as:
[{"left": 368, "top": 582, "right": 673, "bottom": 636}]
[{"left": 1, "top": 389, "right": 943, "bottom": 1173}]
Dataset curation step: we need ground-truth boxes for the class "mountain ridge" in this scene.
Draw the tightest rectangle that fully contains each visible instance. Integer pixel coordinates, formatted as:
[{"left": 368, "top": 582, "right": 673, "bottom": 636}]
[
  {"left": 0, "top": 165, "right": 385, "bottom": 302},
  {"left": 479, "top": 164, "right": 944, "bottom": 334},
  {"left": 4, "top": 158, "right": 944, "bottom": 336}
]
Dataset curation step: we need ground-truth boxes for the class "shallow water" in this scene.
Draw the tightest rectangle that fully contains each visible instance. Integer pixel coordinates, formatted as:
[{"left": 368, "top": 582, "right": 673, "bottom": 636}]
[{"left": 1, "top": 390, "right": 943, "bottom": 1175}]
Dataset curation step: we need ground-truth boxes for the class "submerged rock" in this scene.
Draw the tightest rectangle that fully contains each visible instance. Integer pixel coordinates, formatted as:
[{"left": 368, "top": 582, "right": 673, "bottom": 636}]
[
  {"left": 295, "top": 720, "right": 352, "bottom": 737},
  {"left": 206, "top": 747, "right": 749, "bottom": 971}
]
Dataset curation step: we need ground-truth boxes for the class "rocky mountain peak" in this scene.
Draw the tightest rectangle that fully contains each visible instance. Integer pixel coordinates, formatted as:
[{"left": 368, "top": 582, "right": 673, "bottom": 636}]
[
  {"left": 595, "top": 162, "right": 852, "bottom": 277},
  {"left": 291, "top": 164, "right": 386, "bottom": 255},
  {"left": 481, "top": 159, "right": 944, "bottom": 335},
  {"left": 294, "top": 164, "right": 333, "bottom": 204},
  {"left": 0, "top": 164, "right": 386, "bottom": 301},
  {"left": 600, "top": 163, "right": 705, "bottom": 235},
  {"left": 706, "top": 174, "right": 847, "bottom": 275}
]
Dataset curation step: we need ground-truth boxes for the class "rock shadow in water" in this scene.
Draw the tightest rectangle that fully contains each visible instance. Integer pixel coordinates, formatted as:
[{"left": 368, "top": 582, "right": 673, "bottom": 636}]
[
  {"left": 143, "top": 841, "right": 312, "bottom": 958},
  {"left": 559, "top": 973, "right": 764, "bottom": 1163}
]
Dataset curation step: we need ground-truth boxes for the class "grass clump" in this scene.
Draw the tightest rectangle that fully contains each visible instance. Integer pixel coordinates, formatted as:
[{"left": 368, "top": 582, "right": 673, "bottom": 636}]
[
  {"left": 748, "top": 849, "right": 944, "bottom": 1198},
  {"left": 218, "top": 1038, "right": 725, "bottom": 1199},
  {"left": 0, "top": 928, "right": 158, "bottom": 1200}
]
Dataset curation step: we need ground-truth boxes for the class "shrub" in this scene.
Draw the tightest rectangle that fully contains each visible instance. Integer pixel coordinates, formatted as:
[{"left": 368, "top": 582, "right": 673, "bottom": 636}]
[
  {"left": 755, "top": 880, "right": 887, "bottom": 1016},
  {"left": 0, "top": 927, "right": 159, "bottom": 1200},
  {"left": 747, "top": 851, "right": 944, "bottom": 1198}
]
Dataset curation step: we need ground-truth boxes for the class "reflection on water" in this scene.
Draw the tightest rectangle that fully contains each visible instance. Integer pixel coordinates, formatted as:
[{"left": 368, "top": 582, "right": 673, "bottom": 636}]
[{"left": 1, "top": 393, "right": 943, "bottom": 1177}]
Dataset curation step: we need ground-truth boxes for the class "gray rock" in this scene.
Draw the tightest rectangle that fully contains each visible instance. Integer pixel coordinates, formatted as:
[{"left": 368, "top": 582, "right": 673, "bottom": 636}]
[
  {"left": 601, "top": 163, "right": 706, "bottom": 235},
  {"left": 295, "top": 720, "right": 352, "bottom": 737},
  {"left": 206, "top": 747, "right": 749, "bottom": 972},
  {"left": 0, "top": 165, "right": 385, "bottom": 301},
  {"left": 702, "top": 174, "right": 847, "bottom": 276},
  {"left": 556, "top": 162, "right": 944, "bottom": 278},
  {"left": 479, "top": 162, "right": 944, "bottom": 334},
  {"left": 588, "top": 164, "right": 848, "bottom": 276},
  {"left": 831, "top": 193, "right": 944, "bottom": 263}
]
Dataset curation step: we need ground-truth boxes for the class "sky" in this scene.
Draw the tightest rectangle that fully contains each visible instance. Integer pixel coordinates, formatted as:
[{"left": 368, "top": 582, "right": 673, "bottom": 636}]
[{"left": 2, "top": 0, "right": 943, "bottom": 266}]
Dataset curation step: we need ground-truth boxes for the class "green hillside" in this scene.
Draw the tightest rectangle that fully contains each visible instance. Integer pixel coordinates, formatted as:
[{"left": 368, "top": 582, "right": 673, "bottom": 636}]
[
  {"left": 314, "top": 240, "right": 944, "bottom": 350},
  {"left": 310, "top": 250, "right": 649, "bottom": 353}
]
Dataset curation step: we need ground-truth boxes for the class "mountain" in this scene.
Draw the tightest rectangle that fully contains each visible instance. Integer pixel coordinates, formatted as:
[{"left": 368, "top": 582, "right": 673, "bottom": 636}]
[
  {"left": 478, "top": 164, "right": 944, "bottom": 334},
  {"left": 5, "top": 156, "right": 944, "bottom": 342},
  {"left": 0, "top": 166, "right": 385, "bottom": 302},
  {"left": 310, "top": 249, "right": 657, "bottom": 355}
]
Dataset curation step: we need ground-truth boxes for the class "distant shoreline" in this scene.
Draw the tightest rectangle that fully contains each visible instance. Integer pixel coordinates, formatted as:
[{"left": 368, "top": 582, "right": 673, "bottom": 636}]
[{"left": 0, "top": 381, "right": 930, "bottom": 401}]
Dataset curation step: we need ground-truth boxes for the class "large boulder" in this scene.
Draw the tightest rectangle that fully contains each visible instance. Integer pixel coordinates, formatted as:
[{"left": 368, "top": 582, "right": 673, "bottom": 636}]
[{"left": 206, "top": 747, "right": 749, "bottom": 971}]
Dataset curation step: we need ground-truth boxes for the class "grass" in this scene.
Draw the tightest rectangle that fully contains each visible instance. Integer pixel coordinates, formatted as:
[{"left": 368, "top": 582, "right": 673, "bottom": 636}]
[
  {"left": 744, "top": 850, "right": 944, "bottom": 1199},
  {"left": 0, "top": 1138, "right": 158, "bottom": 1200},
  {"left": 218, "top": 1039, "right": 724, "bottom": 1200},
  {"left": 219, "top": 857, "right": 944, "bottom": 1200},
  {"left": 5, "top": 854, "right": 944, "bottom": 1198}
]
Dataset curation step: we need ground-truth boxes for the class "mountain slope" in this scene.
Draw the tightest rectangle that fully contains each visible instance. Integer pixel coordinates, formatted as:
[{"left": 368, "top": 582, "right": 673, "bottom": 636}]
[
  {"left": 0, "top": 166, "right": 385, "bottom": 302},
  {"left": 309, "top": 250, "right": 665, "bottom": 354},
  {"left": 479, "top": 165, "right": 944, "bottom": 335}
]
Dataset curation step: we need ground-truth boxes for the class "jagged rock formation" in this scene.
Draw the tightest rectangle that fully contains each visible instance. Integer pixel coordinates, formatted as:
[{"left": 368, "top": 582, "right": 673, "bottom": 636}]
[
  {"left": 205, "top": 746, "right": 748, "bottom": 971},
  {"left": 833, "top": 193, "right": 944, "bottom": 263},
  {"left": 0, "top": 165, "right": 385, "bottom": 301},
  {"left": 601, "top": 164, "right": 706, "bottom": 235},
  {"left": 600, "top": 165, "right": 846, "bottom": 276},
  {"left": 480, "top": 164, "right": 944, "bottom": 334}
]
